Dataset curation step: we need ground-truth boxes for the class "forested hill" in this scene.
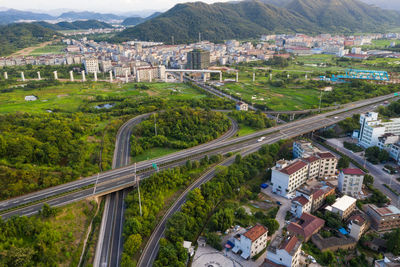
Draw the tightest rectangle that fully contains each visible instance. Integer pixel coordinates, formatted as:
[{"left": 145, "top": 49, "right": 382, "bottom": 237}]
[
  {"left": 33, "top": 20, "right": 113, "bottom": 31},
  {"left": 115, "top": 0, "right": 400, "bottom": 43},
  {"left": 0, "top": 23, "right": 59, "bottom": 56}
]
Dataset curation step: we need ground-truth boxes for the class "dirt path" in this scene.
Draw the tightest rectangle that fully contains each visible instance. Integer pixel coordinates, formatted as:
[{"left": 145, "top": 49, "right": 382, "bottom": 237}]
[{"left": 11, "top": 41, "right": 54, "bottom": 57}]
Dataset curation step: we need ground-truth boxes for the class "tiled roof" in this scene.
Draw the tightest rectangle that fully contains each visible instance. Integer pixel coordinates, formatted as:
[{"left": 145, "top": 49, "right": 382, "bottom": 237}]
[
  {"left": 280, "top": 235, "right": 298, "bottom": 253},
  {"left": 303, "top": 156, "right": 320, "bottom": 163},
  {"left": 262, "top": 259, "right": 286, "bottom": 267},
  {"left": 312, "top": 189, "right": 325, "bottom": 200},
  {"left": 342, "top": 168, "right": 364, "bottom": 175},
  {"left": 287, "top": 212, "right": 325, "bottom": 240},
  {"left": 243, "top": 224, "right": 268, "bottom": 242},
  {"left": 292, "top": 196, "right": 309, "bottom": 206},
  {"left": 280, "top": 160, "right": 308, "bottom": 175},
  {"left": 317, "top": 152, "right": 336, "bottom": 159},
  {"left": 348, "top": 214, "right": 366, "bottom": 226}
]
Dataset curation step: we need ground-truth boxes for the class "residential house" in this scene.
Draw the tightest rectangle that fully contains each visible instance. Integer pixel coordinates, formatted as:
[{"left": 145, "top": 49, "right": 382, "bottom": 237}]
[
  {"left": 287, "top": 212, "right": 325, "bottom": 241},
  {"left": 233, "top": 224, "right": 268, "bottom": 259},
  {"left": 366, "top": 204, "right": 400, "bottom": 232},
  {"left": 338, "top": 168, "right": 365, "bottom": 198},
  {"left": 265, "top": 235, "right": 302, "bottom": 267}
]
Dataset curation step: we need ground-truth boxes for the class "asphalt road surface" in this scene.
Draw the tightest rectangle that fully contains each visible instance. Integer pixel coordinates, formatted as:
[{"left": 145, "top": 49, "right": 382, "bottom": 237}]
[{"left": 0, "top": 93, "right": 397, "bottom": 220}]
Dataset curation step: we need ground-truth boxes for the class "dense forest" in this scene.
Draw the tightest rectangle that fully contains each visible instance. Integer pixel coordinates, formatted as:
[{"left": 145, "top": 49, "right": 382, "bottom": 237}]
[
  {"left": 228, "top": 110, "right": 276, "bottom": 129},
  {"left": 0, "top": 23, "right": 58, "bottom": 56},
  {"left": 0, "top": 113, "right": 103, "bottom": 199},
  {"left": 115, "top": 0, "right": 400, "bottom": 43},
  {"left": 130, "top": 108, "right": 231, "bottom": 157}
]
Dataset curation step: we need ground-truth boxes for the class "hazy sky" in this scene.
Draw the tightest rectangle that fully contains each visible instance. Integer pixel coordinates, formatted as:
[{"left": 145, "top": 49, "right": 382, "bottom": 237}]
[{"left": 0, "top": 0, "right": 232, "bottom": 14}]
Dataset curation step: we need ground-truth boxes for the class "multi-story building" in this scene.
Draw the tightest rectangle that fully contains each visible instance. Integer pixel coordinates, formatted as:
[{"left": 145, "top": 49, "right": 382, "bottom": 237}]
[
  {"left": 271, "top": 160, "right": 309, "bottom": 197},
  {"left": 136, "top": 65, "right": 166, "bottom": 82},
  {"left": 272, "top": 152, "right": 337, "bottom": 197},
  {"left": 326, "top": 195, "right": 357, "bottom": 219},
  {"left": 83, "top": 58, "right": 99, "bottom": 74},
  {"left": 366, "top": 204, "right": 400, "bottom": 232},
  {"left": 347, "top": 213, "right": 370, "bottom": 241},
  {"left": 232, "top": 224, "right": 268, "bottom": 259},
  {"left": 338, "top": 168, "right": 364, "bottom": 198},
  {"left": 359, "top": 112, "right": 400, "bottom": 148},
  {"left": 187, "top": 49, "right": 210, "bottom": 70},
  {"left": 291, "top": 195, "right": 312, "bottom": 218},
  {"left": 293, "top": 140, "right": 320, "bottom": 159},
  {"left": 265, "top": 235, "right": 302, "bottom": 267}
]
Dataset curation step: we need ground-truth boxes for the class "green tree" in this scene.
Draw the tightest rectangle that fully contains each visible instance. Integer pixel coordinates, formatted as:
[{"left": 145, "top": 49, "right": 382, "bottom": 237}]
[
  {"left": 363, "top": 174, "right": 374, "bottom": 185},
  {"left": 386, "top": 228, "right": 400, "bottom": 255},
  {"left": 326, "top": 195, "right": 336, "bottom": 205},
  {"left": 321, "top": 250, "right": 335, "bottom": 265},
  {"left": 264, "top": 219, "right": 279, "bottom": 236},
  {"left": 124, "top": 234, "right": 142, "bottom": 255},
  {"left": 337, "top": 157, "right": 350, "bottom": 169},
  {"left": 206, "top": 232, "right": 222, "bottom": 250}
]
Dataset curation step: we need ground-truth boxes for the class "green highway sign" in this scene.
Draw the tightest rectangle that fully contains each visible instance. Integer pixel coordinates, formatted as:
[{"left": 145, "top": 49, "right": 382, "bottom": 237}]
[{"left": 152, "top": 163, "right": 158, "bottom": 170}]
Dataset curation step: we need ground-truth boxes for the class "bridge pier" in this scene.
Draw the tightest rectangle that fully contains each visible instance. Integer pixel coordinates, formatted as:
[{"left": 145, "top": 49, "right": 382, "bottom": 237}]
[
  {"left": 94, "top": 72, "right": 98, "bottom": 82},
  {"left": 203, "top": 73, "right": 206, "bottom": 83},
  {"left": 220, "top": 72, "right": 222, "bottom": 83},
  {"left": 53, "top": 71, "right": 58, "bottom": 80},
  {"left": 69, "top": 71, "right": 74, "bottom": 82},
  {"left": 37, "top": 71, "right": 41, "bottom": 80},
  {"left": 305, "top": 74, "right": 308, "bottom": 80},
  {"left": 149, "top": 70, "right": 152, "bottom": 83},
  {"left": 236, "top": 72, "right": 239, "bottom": 83},
  {"left": 253, "top": 72, "right": 255, "bottom": 82},
  {"left": 180, "top": 72, "right": 183, "bottom": 83},
  {"left": 82, "top": 71, "right": 86, "bottom": 82},
  {"left": 270, "top": 73, "right": 272, "bottom": 80},
  {"left": 125, "top": 70, "right": 129, "bottom": 83},
  {"left": 4, "top": 72, "right": 8, "bottom": 80},
  {"left": 290, "top": 114, "right": 295, "bottom": 121},
  {"left": 21, "top": 72, "right": 25, "bottom": 82},
  {"left": 109, "top": 71, "right": 113, "bottom": 83},
  {"left": 136, "top": 71, "right": 140, "bottom": 82},
  {"left": 276, "top": 113, "right": 280, "bottom": 123}
]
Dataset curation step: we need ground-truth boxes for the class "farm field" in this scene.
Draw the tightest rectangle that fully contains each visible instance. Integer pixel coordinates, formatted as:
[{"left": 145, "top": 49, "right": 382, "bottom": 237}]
[{"left": 29, "top": 44, "right": 67, "bottom": 55}]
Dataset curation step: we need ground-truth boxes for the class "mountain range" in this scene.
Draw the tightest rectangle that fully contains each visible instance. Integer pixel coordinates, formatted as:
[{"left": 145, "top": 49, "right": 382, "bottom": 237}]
[
  {"left": 32, "top": 20, "right": 113, "bottom": 31},
  {"left": 121, "top": 12, "right": 162, "bottom": 26},
  {"left": 115, "top": 0, "right": 400, "bottom": 43}
]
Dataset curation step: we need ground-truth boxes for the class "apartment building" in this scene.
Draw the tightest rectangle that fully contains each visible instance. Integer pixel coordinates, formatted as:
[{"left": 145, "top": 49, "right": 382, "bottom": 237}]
[
  {"left": 326, "top": 195, "right": 357, "bottom": 219},
  {"left": 136, "top": 65, "right": 166, "bottom": 82},
  {"left": 359, "top": 112, "right": 400, "bottom": 148},
  {"left": 291, "top": 195, "right": 312, "bottom": 218},
  {"left": 272, "top": 152, "right": 337, "bottom": 197},
  {"left": 338, "top": 168, "right": 364, "bottom": 198},
  {"left": 366, "top": 204, "right": 400, "bottom": 232},
  {"left": 233, "top": 224, "right": 268, "bottom": 259},
  {"left": 293, "top": 140, "right": 320, "bottom": 159},
  {"left": 83, "top": 58, "right": 99, "bottom": 74},
  {"left": 265, "top": 235, "right": 302, "bottom": 267},
  {"left": 271, "top": 160, "right": 309, "bottom": 197},
  {"left": 347, "top": 213, "right": 370, "bottom": 241}
]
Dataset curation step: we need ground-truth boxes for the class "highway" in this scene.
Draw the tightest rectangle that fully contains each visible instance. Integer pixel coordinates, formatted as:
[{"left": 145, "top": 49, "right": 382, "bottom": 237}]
[
  {"left": 94, "top": 113, "right": 151, "bottom": 267},
  {"left": 0, "top": 93, "right": 397, "bottom": 220}
]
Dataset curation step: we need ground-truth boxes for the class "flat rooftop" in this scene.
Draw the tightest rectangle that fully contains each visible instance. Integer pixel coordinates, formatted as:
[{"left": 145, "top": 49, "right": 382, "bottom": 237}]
[{"left": 332, "top": 195, "right": 356, "bottom": 211}]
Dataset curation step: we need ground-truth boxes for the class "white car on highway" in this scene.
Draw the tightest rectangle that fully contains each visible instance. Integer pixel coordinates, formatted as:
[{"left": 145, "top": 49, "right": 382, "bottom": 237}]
[{"left": 257, "top": 136, "right": 266, "bottom": 142}]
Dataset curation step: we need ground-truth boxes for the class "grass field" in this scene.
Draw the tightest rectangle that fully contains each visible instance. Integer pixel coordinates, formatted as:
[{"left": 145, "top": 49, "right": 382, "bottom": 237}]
[
  {"left": 236, "top": 123, "right": 259, "bottom": 137},
  {"left": 29, "top": 44, "right": 67, "bottom": 56},
  {"left": 0, "top": 82, "right": 206, "bottom": 114},
  {"left": 131, "top": 147, "right": 180, "bottom": 162},
  {"left": 44, "top": 200, "right": 97, "bottom": 266},
  {"left": 222, "top": 74, "right": 320, "bottom": 111}
]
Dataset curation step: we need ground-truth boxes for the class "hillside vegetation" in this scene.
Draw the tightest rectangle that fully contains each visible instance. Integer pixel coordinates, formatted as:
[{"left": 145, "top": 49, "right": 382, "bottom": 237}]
[
  {"left": 33, "top": 20, "right": 113, "bottom": 31},
  {"left": 116, "top": 0, "right": 400, "bottom": 43},
  {"left": 0, "top": 23, "right": 58, "bottom": 56}
]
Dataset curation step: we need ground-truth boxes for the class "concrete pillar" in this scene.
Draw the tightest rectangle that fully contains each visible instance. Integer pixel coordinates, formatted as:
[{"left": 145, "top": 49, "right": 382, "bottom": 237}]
[
  {"left": 69, "top": 71, "right": 74, "bottom": 82},
  {"left": 270, "top": 73, "right": 272, "bottom": 80},
  {"left": 236, "top": 72, "right": 239, "bottom": 83},
  {"left": 21, "top": 72, "right": 25, "bottom": 82},
  {"left": 149, "top": 70, "right": 152, "bottom": 83},
  {"left": 109, "top": 71, "right": 113, "bottom": 83},
  {"left": 287, "top": 74, "right": 290, "bottom": 79},
  {"left": 203, "top": 73, "right": 206, "bottom": 83},
  {"left": 82, "top": 71, "right": 86, "bottom": 82},
  {"left": 253, "top": 72, "right": 255, "bottom": 82},
  {"left": 4, "top": 72, "right": 8, "bottom": 80},
  {"left": 94, "top": 72, "right": 97, "bottom": 82},
  {"left": 53, "top": 71, "right": 58, "bottom": 80},
  {"left": 37, "top": 71, "right": 41, "bottom": 80},
  {"left": 305, "top": 74, "right": 308, "bottom": 80},
  {"left": 219, "top": 72, "right": 222, "bottom": 83},
  {"left": 165, "top": 73, "right": 168, "bottom": 83},
  {"left": 180, "top": 72, "right": 183, "bottom": 83},
  {"left": 125, "top": 70, "right": 129, "bottom": 83},
  {"left": 136, "top": 71, "right": 140, "bottom": 82}
]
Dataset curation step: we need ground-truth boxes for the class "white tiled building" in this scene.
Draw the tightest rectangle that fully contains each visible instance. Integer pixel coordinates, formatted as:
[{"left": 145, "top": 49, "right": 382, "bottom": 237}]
[
  {"left": 83, "top": 58, "right": 99, "bottom": 74},
  {"left": 359, "top": 112, "right": 400, "bottom": 148},
  {"left": 338, "top": 168, "right": 364, "bottom": 198},
  {"left": 232, "top": 224, "right": 268, "bottom": 259},
  {"left": 266, "top": 235, "right": 302, "bottom": 267},
  {"left": 326, "top": 195, "right": 357, "bottom": 219}
]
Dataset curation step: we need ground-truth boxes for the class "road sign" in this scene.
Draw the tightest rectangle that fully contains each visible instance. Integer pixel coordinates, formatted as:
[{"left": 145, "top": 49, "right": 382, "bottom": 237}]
[
  {"left": 395, "top": 93, "right": 398, "bottom": 96},
  {"left": 152, "top": 163, "right": 158, "bottom": 170}
]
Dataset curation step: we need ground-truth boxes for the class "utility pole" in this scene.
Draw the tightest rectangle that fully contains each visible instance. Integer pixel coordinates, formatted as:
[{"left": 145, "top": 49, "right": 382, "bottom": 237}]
[
  {"left": 171, "top": 36, "right": 174, "bottom": 45},
  {"left": 319, "top": 90, "right": 323, "bottom": 113},
  {"left": 135, "top": 163, "right": 142, "bottom": 217},
  {"left": 154, "top": 113, "right": 157, "bottom": 136},
  {"left": 199, "top": 32, "right": 201, "bottom": 43},
  {"left": 93, "top": 173, "right": 99, "bottom": 195}
]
